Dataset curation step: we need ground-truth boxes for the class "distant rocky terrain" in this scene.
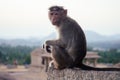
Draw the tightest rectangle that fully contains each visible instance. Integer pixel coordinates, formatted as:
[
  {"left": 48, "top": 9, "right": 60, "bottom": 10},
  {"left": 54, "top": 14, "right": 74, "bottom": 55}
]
[{"left": 0, "top": 31, "right": 120, "bottom": 49}]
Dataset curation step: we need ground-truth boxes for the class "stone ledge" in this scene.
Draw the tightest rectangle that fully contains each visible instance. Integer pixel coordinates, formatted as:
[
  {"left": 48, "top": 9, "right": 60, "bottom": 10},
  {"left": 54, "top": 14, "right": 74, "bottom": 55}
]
[{"left": 47, "top": 69, "right": 120, "bottom": 80}]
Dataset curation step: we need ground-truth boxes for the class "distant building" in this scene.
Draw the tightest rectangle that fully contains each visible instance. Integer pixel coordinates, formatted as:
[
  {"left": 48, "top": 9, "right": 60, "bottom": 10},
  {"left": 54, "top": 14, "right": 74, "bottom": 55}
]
[
  {"left": 31, "top": 48, "right": 45, "bottom": 67},
  {"left": 85, "top": 51, "right": 101, "bottom": 67}
]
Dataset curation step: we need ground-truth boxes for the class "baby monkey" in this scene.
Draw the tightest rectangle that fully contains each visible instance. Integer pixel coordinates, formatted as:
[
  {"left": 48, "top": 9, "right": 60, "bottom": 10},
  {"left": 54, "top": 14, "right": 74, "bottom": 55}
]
[{"left": 43, "top": 5, "right": 120, "bottom": 71}]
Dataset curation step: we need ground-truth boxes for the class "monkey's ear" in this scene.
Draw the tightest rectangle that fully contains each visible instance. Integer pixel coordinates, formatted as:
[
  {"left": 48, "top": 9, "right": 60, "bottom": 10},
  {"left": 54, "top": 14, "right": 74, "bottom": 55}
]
[{"left": 64, "top": 9, "right": 67, "bottom": 16}]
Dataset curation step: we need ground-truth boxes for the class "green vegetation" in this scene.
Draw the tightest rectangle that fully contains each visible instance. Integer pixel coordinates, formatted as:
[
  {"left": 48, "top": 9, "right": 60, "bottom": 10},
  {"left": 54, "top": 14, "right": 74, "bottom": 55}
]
[
  {"left": 0, "top": 45, "right": 35, "bottom": 65},
  {"left": 87, "top": 47, "right": 120, "bottom": 64},
  {"left": 98, "top": 50, "right": 120, "bottom": 64}
]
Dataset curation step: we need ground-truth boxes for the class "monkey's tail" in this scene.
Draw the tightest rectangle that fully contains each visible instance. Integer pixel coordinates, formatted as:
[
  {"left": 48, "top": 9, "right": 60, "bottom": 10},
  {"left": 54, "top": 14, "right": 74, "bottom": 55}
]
[{"left": 77, "top": 63, "right": 120, "bottom": 71}]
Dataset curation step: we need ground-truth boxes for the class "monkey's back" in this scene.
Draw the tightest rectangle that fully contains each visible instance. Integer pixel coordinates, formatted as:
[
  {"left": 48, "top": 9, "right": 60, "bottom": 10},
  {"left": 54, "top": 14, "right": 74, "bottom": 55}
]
[{"left": 59, "top": 17, "right": 87, "bottom": 63}]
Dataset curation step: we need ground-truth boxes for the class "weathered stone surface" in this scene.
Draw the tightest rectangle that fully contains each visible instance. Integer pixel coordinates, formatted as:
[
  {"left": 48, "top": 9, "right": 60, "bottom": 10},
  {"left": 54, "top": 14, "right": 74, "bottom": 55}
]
[{"left": 47, "top": 69, "right": 120, "bottom": 80}]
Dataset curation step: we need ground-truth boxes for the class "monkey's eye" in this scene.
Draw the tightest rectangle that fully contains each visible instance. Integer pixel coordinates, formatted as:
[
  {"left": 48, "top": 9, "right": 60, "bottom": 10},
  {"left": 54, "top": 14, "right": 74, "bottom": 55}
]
[
  {"left": 50, "top": 13, "right": 54, "bottom": 15},
  {"left": 54, "top": 13, "right": 58, "bottom": 15},
  {"left": 50, "top": 13, "right": 58, "bottom": 16}
]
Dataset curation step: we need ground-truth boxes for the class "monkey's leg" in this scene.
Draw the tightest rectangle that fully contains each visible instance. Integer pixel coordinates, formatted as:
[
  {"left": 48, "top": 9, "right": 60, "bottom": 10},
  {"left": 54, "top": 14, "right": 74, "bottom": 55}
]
[{"left": 51, "top": 46, "right": 73, "bottom": 69}]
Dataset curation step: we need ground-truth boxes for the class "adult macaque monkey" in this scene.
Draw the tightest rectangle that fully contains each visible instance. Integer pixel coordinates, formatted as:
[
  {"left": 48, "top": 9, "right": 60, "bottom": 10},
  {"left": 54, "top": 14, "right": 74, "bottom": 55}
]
[{"left": 43, "top": 5, "right": 120, "bottom": 71}]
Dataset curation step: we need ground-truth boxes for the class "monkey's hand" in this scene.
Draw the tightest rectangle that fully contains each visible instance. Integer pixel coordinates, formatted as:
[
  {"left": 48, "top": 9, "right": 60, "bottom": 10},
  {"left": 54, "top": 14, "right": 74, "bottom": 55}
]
[{"left": 43, "top": 41, "right": 52, "bottom": 53}]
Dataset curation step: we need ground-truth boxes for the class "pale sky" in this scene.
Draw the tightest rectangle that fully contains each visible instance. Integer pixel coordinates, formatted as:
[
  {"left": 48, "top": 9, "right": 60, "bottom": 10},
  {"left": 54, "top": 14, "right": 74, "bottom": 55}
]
[{"left": 0, "top": 0, "right": 120, "bottom": 39}]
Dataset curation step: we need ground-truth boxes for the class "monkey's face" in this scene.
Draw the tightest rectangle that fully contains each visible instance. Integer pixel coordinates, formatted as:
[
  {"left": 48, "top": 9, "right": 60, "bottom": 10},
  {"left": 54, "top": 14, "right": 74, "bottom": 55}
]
[{"left": 48, "top": 11, "right": 62, "bottom": 26}]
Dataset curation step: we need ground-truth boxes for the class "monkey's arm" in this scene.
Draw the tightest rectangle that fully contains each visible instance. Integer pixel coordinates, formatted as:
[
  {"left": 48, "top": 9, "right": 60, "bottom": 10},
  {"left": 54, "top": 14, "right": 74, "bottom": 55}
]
[{"left": 45, "top": 40, "right": 66, "bottom": 48}]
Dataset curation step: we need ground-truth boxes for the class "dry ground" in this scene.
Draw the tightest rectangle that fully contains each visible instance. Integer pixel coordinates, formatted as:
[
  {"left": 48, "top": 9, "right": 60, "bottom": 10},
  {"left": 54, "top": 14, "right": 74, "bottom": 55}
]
[{"left": 0, "top": 65, "right": 47, "bottom": 80}]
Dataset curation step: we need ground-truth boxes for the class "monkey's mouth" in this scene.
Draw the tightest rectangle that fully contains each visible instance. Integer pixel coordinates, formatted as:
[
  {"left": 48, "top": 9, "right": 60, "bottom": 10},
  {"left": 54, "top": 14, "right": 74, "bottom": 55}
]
[{"left": 52, "top": 21, "right": 59, "bottom": 25}]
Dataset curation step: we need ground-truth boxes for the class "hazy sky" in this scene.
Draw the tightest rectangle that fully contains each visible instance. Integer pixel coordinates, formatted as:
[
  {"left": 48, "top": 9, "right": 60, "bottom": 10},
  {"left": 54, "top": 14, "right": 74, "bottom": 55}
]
[{"left": 0, "top": 0, "right": 120, "bottom": 39}]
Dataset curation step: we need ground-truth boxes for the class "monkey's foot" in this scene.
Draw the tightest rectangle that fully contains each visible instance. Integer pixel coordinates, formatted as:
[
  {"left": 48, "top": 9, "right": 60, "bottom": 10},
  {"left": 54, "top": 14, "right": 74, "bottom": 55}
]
[{"left": 48, "top": 60, "right": 55, "bottom": 70}]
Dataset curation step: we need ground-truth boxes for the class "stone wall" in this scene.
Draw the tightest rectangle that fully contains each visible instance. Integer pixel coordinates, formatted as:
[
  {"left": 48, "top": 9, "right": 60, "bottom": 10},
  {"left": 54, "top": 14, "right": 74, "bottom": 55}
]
[
  {"left": 31, "top": 48, "right": 45, "bottom": 67},
  {"left": 47, "top": 69, "right": 120, "bottom": 80}
]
